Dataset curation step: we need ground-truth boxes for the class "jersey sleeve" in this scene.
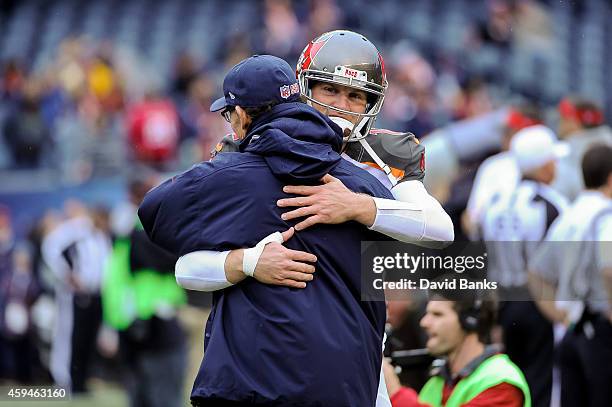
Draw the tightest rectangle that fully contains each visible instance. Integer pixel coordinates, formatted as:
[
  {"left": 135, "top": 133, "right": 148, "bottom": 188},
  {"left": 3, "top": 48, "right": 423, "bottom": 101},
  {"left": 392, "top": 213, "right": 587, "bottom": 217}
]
[
  {"left": 210, "top": 133, "right": 240, "bottom": 159},
  {"left": 596, "top": 212, "right": 612, "bottom": 270},
  {"left": 343, "top": 129, "right": 425, "bottom": 183}
]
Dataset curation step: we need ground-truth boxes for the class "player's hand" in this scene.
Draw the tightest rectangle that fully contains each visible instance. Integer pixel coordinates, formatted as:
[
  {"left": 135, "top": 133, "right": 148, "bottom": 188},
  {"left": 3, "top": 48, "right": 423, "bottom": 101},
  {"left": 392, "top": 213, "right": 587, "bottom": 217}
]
[
  {"left": 253, "top": 227, "right": 317, "bottom": 289},
  {"left": 278, "top": 174, "right": 376, "bottom": 230}
]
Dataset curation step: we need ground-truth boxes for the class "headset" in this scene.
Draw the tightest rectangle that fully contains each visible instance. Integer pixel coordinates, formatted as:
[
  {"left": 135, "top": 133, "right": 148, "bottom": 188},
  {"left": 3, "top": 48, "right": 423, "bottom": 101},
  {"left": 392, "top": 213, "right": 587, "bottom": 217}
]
[{"left": 458, "top": 298, "right": 483, "bottom": 333}]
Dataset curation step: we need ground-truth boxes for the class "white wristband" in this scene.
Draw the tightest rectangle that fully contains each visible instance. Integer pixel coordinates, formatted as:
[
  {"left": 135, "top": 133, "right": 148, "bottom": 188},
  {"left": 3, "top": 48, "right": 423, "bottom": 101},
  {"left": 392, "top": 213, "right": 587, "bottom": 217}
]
[{"left": 242, "top": 232, "right": 284, "bottom": 277}]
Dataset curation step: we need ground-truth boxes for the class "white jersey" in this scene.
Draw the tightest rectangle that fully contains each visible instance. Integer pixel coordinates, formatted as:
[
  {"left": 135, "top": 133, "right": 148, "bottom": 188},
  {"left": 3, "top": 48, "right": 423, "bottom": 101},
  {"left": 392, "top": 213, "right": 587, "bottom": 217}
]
[
  {"left": 551, "top": 126, "right": 612, "bottom": 201},
  {"left": 481, "top": 180, "right": 568, "bottom": 287},
  {"left": 467, "top": 152, "right": 520, "bottom": 236},
  {"left": 530, "top": 191, "right": 612, "bottom": 314}
]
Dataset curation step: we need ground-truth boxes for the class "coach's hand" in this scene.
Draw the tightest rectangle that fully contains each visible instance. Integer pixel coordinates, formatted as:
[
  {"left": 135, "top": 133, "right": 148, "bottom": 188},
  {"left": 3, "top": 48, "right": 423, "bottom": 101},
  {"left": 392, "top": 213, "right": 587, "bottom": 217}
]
[
  {"left": 253, "top": 227, "right": 317, "bottom": 289},
  {"left": 278, "top": 174, "right": 376, "bottom": 230}
]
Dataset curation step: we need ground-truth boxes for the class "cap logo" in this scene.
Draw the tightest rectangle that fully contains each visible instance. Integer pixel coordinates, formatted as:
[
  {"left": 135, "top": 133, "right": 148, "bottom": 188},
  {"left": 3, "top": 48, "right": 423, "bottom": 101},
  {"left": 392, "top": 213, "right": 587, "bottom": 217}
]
[
  {"left": 280, "top": 85, "right": 291, "bottom": 99},
  {"left": 228, "top": 92, "right": 236, "bottom": 100},
  {"left": 280, "top": 83, "right": 300, "bottom": 99}
]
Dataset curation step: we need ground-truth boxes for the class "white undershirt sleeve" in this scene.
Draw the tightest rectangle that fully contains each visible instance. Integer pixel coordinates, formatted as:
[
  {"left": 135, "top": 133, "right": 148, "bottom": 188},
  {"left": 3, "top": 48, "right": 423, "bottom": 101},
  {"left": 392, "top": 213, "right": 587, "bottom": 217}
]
[
  {"left": 175, "top": 250, "right": 233, "bottom": 291},
  {"left": 369, "top": 180, "right": 454, "bottom": 248},
  {"left": 376, "top": 361, "right": 392, "bottom": 407}
]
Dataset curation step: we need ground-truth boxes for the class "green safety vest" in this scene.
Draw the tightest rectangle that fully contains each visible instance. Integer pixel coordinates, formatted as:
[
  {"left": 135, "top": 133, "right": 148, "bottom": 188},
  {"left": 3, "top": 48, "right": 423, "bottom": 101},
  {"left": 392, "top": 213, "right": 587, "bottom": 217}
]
[
  {"left": 418, "top": 354, "right": 531, "bottom": 407},
  {"left": 102, "top": 226, "right": 186, "bottom": 330}
]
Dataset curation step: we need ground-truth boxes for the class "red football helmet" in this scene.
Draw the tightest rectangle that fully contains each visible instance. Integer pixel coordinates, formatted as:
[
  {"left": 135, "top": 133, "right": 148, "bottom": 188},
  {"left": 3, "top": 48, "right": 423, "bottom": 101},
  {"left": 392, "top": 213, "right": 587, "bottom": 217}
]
[{"left": 297, "top": 30, "right": 388, "bottom": 142}]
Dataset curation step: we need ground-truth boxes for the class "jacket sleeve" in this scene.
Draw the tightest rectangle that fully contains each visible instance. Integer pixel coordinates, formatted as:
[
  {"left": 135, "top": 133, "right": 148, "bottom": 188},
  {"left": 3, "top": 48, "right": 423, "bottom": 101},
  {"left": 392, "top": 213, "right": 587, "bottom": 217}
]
[
  {"left": 138, "top": 160, "right": 256, "bottom": 257},
  {"left": 138, "top": 174, "right": 197, "bottom": 256}
]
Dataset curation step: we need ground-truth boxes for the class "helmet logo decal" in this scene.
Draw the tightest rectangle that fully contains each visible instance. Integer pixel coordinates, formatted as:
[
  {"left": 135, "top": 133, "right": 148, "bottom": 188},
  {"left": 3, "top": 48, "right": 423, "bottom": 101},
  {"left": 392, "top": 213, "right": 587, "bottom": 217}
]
[
  {"left": 378, "top": 52, "right": 387, "bottom": 85},
  {"left": 419, "top": 151, "right": 425, "bottom": 172},
  {"left": 298, "top": 37, "right": 328, "bottom": 72}
]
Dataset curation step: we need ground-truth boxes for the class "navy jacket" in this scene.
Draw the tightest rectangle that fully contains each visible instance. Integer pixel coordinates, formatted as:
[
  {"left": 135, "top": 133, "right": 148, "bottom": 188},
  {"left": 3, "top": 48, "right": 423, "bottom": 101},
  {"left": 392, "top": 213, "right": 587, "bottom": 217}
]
[{"left": 139, "top": 102, "right": 393, "bottom": 406}]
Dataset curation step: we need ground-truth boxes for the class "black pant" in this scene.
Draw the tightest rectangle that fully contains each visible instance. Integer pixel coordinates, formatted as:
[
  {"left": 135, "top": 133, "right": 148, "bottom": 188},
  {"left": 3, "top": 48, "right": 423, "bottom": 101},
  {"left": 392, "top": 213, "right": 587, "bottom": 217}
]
[
  {"left": 124, "top": 344, "right": 187, "bottom": 407},
  {"left": 70, "top": 293, "right": 102, "bottom": 393},
  {"left": 559, "top": 312, "right": 612, "bottom": 407},
  {"left": 499, "top": 301, "right": 553, "bottom": 407}
]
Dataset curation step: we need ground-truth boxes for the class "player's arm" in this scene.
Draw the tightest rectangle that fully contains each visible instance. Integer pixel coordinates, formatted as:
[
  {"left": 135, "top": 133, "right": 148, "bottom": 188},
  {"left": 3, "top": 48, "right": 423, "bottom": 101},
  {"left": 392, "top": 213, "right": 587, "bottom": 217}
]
[
  {"left": 527, "top": 236, "right": 568, "bottom": 324},
  {"left": 175, "top": 227, "right": 317, "bottom": 291},
  {"left": 278, "top": 175, "right": 454, "bottom": 248},
  {"left": 278, "top": 132, "right": 454, "bottom": 248}
]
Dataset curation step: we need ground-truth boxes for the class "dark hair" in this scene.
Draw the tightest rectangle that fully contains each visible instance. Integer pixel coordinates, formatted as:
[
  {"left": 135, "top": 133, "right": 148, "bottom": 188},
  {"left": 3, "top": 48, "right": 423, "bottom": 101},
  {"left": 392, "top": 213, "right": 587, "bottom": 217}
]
[
  {"left": 242, "top": 100, "right": 307, "bottom": 129},
  {"left": 452, "top": 299, "right": 496, "bottom": 343},
  {"left": 562, "top": 96, "right": 605, "bottom": 129},
  {"left": 243, "top": 102, "right": 278, "bottom": 120},
  {"left": 504, "top": 101, "right": 543, "bottom": 135},
  {"left": 582, "top": 144, "right": 612, "bottom": 189},
  {"left": 513, "top": 102, "right": 543, "bottom": 122},
  {"left": 429, "top": 286, "right": 497, "bottom": 343}
]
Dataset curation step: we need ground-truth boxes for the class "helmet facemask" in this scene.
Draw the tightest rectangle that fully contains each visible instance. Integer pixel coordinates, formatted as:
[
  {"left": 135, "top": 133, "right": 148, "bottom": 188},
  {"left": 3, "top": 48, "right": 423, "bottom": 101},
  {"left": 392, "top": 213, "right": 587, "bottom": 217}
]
[{"left": 299, "top": 69, "right": 386, "bottom": 143}]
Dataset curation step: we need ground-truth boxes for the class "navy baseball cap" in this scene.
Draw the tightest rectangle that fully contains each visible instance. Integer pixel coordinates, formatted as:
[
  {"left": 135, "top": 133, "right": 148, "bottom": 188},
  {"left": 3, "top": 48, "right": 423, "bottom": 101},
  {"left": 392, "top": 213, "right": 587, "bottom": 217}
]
[{"left": 210, "top": 54, "right": 301, "bottom": 112}]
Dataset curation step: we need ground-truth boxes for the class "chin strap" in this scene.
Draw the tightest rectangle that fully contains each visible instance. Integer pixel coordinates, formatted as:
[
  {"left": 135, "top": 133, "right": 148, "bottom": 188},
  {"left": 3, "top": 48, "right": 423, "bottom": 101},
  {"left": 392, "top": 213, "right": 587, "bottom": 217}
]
[
  {"left": 358, "top": 137, "right": 399, "bottom": 187},
  {"left": 330, "top": 114, "right": 398, "bottom": 187}
]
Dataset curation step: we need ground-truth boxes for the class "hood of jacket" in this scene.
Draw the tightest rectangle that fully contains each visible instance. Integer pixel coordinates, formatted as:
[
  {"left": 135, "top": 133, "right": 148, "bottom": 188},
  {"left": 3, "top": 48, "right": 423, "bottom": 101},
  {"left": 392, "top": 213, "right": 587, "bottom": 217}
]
[{"left": 239, "top": 102, "right": 343, "bottom": 183}]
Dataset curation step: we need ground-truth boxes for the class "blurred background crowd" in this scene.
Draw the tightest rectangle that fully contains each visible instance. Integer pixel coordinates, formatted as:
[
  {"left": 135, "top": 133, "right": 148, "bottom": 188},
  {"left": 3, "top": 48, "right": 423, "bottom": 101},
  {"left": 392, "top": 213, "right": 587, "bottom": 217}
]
[{"left": 1, "top": 0, "right": 611, "bottom": 406}]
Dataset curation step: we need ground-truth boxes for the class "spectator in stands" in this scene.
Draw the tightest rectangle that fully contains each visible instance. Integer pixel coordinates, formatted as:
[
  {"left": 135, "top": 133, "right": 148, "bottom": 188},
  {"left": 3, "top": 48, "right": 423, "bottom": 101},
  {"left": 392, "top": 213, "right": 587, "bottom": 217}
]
[
  {"left": 171, "top": 52, "right": 199, "bottom": 104},
  {"left": 553, "top": 96, "right": 612, "bottom": 200},
  {"left": 87, "top": 51, "right": 124, "bottom": 115},
  {"left": 3, "top": 80, "right": 51, "bottom": 168},
  {"left": 383, "top": 46, "right": 439, "bottom": 137},
  {"left": 1, "top": 59, "right": 25, "bottom": 102},
  {"left": 306, "top": 0, "right": 344, "bottom": 40},
  {"left": 126, "top": 90, "right": 179, "bottom": 169},
  {"left": 176, "top": 73, "right": 227, "bottom": 165},
  {"left": 261, "top": 0, "right": 303, "bottom": 61},
  {"left": 471, "top": 0, "right": 514, "bottom": 49}
]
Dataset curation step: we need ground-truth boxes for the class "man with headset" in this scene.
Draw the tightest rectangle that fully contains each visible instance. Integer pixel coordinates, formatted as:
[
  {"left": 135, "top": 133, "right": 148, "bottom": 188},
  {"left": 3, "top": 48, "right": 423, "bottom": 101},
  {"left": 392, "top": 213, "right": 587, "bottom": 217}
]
[{"left": 384, "top": 290, "right": 531, "bottom": 407}]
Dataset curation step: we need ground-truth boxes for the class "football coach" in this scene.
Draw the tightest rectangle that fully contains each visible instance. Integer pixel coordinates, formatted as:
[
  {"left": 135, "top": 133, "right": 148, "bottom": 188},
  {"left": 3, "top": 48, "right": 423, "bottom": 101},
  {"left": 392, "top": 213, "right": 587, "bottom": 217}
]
[{"left": 138, "top": 55, "right": 393, "bottom": 406}]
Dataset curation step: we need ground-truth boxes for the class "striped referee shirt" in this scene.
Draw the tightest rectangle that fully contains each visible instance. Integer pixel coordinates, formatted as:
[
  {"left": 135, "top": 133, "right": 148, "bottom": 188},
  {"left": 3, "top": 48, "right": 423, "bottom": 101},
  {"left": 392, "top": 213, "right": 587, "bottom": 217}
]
[
  {"left": 481, "top": 179, "right": 568, "bottom": 288},
  {"left": 530, "top": 191, "right": 612, "bottom": 315}
]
